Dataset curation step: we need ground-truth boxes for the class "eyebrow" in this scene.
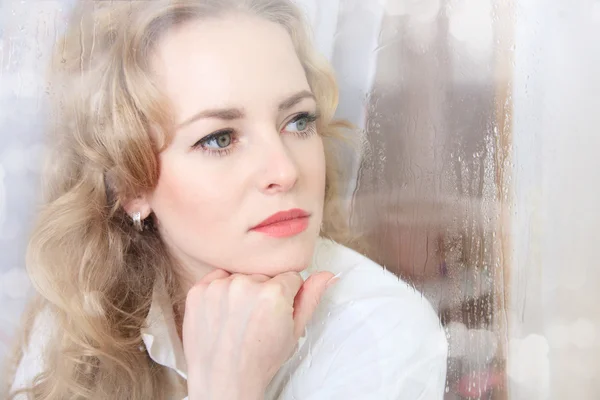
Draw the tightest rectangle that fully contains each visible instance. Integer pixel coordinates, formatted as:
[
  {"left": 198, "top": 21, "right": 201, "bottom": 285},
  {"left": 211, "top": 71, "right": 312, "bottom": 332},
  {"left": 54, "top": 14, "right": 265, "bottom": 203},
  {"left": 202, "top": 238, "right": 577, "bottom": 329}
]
[{"left": 177, "top": 90, "right": 317, "bottom": 129}]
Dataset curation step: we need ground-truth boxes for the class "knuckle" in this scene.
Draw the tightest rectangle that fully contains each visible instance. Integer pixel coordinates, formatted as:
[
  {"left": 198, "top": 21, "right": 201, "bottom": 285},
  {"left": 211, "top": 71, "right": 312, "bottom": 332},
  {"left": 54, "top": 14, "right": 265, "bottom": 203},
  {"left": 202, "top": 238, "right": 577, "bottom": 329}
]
[
  {"left": 259, "top": 282, "right": 285, "bottom": 302},
  {"left": 204, "top": 280, "right": 224, "bottom": 302},
  {"left": 186, "top": 284, "right": 206, "bottom": 307},
  {"left": 228, "top": 275, "right": 252, "bottom": 300}
]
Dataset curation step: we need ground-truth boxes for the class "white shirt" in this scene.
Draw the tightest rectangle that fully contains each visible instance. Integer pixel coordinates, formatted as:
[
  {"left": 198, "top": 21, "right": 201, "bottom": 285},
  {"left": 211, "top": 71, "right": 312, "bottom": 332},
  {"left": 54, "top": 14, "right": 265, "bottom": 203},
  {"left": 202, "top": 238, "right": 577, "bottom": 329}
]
[{"left": 12, "top": 237, "right": 448, "bottom": 399}]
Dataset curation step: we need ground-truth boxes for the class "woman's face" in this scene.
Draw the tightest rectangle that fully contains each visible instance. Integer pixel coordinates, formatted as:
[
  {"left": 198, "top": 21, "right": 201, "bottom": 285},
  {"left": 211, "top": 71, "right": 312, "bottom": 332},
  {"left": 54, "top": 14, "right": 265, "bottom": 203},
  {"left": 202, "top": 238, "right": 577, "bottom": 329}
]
[{"left": 142, "top": 13, "right": 326, "bottom": 279}]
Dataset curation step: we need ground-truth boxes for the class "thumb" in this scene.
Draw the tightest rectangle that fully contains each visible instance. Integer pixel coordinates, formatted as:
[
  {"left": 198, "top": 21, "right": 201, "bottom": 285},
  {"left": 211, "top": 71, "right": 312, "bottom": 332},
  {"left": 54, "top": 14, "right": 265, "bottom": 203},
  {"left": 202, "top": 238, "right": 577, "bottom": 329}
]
[{"left": 292, "top": 271, "right": 336, "bottom": 339}]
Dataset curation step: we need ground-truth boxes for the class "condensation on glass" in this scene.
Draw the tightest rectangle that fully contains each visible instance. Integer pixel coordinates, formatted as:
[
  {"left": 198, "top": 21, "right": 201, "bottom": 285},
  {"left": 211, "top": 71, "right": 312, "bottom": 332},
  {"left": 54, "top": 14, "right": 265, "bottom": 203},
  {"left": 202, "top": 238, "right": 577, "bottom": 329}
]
[{"left": 333, "top": 1, "right": 510, "bottom": 398}]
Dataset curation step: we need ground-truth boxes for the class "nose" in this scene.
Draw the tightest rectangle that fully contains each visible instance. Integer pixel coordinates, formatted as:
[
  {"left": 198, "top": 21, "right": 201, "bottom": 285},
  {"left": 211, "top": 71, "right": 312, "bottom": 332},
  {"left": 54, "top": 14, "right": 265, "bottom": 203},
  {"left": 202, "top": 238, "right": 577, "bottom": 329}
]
[{"left": 256, "top": 134, "right": 299, "bottom": 194}]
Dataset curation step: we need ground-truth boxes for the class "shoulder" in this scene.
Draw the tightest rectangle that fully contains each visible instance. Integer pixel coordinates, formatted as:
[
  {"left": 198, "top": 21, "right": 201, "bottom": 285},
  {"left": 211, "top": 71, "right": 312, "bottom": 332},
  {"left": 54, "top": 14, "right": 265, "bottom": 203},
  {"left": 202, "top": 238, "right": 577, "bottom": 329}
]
[
  {"left": 310, "top": 237, "right": 443, "bottom": 323},
  {"left": 288, "top": 237, "right": 448, "bottom": 398}
]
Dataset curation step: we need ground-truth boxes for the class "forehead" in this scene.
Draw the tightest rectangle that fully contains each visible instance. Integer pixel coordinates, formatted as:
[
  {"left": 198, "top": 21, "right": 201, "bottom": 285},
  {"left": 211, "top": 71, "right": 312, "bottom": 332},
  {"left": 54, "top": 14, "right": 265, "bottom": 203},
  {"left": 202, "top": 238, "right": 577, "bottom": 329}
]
[{"left": 151, "top": 13, "right": 311, "bottom": 120}]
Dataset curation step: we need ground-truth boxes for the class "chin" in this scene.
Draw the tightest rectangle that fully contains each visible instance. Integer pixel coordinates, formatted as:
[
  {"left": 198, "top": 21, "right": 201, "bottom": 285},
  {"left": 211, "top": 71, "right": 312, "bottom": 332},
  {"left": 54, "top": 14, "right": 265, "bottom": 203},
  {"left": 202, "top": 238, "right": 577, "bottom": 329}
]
[
  {"left": 258, "top": 249, "right": 315, "bottom": 277},
  {"left": 243, "top": 233, "right": 318, "bottom": 277}
]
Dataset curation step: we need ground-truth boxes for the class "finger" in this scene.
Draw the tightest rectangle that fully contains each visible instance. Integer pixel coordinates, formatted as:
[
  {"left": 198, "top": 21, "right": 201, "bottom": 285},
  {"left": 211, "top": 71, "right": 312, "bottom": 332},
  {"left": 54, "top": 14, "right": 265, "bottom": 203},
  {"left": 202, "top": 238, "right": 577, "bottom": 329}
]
[
  {"left": 220, "top": 273, "right": 270, "bottom": 285},
  {"left": 218, "top": 273, "right": 270, "bottom": 282},
  {"left": 292, "top": 271, "right": 335, "bottom": 339},
  {"left": 198, "top": 268, "right": 231, "bottom": 284},
  {"left": 247, "top": 274, "right": 271, "bottom": 283},
  {"left": 186, "top": 269, "right": 231, "bottom": 306},
  {"left": 267, "top": 271, "right": 304, "bottom": 303}
]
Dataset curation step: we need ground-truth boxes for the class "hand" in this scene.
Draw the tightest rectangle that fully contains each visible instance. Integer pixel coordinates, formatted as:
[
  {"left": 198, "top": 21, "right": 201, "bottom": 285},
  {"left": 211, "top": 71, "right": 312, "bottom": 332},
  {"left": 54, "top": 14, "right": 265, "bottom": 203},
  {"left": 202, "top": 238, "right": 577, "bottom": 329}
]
[{"left": 182, "top": 269, "right": 335, "bottom": 400}]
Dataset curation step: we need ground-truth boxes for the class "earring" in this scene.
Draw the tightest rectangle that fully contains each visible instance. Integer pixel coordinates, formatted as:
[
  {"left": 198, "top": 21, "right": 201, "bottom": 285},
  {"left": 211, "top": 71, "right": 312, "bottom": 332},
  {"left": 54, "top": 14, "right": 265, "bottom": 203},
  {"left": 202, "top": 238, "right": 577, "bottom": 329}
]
[{"left": 132, "top": 211, "right": 143, "bottom": 232}]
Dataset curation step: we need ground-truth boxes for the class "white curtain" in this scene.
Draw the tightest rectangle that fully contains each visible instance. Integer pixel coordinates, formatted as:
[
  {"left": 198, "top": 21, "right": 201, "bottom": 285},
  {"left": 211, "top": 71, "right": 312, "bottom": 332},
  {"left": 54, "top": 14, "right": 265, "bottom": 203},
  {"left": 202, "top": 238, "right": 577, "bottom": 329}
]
[{"left": 0, "top": 0, "right": 69, "bottom": 360}]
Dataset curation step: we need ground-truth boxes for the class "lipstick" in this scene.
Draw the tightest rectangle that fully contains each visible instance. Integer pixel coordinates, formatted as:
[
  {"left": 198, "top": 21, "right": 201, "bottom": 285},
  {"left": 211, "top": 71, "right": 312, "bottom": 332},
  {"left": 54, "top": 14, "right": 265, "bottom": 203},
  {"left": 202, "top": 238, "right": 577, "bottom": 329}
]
[{"left": 250, "top": 208, "right": 310, "bottom": 238}]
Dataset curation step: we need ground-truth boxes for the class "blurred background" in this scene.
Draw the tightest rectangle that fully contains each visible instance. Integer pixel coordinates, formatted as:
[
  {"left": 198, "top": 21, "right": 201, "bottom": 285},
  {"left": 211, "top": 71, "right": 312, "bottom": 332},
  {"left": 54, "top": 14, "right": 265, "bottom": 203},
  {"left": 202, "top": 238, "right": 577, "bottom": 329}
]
[{"left": 1, "top": 0, "right": 599, "bottom": 399}]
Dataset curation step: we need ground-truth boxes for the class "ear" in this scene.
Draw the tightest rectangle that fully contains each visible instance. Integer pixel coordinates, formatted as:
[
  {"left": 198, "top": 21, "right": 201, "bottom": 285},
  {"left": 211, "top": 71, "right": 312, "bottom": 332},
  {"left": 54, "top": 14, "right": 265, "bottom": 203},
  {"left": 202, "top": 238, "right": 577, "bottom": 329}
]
[{"left": 123, "top": 195, "right": 153, "bottom": 220}]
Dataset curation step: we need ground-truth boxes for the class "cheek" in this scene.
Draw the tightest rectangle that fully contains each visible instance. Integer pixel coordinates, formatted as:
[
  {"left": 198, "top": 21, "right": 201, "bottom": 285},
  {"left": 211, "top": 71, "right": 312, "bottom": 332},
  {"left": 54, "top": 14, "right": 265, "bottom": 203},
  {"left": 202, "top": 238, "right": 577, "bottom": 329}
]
[
  {"left": 150, "top": 156, "right": 238, "bottom": 227},
  {"left": 301, "top": 136, "right": 326, "bottom": 195}
]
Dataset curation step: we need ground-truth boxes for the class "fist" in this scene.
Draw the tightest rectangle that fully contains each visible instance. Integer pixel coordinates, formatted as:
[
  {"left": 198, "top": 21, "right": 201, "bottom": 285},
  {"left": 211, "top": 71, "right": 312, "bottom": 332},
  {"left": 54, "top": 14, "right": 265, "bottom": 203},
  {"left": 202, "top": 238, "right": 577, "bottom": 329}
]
[{"left": 182, "top": 269, "right": 335, "bottom": 400}]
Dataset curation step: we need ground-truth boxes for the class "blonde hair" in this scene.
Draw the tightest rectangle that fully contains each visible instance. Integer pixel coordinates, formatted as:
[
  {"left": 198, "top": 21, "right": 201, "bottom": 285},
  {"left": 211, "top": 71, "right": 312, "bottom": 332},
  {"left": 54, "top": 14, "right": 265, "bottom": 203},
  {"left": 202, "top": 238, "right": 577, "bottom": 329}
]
[{"left": 3, "top": 0, "right": 359, "bottom": 398}]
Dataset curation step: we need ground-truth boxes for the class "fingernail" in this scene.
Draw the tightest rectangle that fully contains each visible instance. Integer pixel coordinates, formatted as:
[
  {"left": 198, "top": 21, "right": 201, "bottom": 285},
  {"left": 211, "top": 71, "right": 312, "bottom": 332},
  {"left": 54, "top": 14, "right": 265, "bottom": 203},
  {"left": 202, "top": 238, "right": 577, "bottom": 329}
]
[{"left": 326, "top": 273, "right": 342, "bottom": 288}]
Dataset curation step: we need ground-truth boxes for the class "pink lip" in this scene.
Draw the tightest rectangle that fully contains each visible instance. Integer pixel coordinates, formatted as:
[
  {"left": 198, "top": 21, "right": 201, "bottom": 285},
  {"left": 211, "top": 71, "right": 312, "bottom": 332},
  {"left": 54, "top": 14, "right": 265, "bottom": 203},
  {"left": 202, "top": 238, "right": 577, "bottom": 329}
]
[{"left": 250, "top": 208, "right": 311, "bottom": 238}]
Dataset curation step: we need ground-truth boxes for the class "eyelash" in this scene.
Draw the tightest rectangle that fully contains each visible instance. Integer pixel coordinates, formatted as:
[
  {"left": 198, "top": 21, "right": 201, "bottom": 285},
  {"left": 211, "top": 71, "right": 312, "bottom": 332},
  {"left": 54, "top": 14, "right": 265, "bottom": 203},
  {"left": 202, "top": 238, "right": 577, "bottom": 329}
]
[{"left": 192, "top": 112, "right": 320, "bottom": 157}]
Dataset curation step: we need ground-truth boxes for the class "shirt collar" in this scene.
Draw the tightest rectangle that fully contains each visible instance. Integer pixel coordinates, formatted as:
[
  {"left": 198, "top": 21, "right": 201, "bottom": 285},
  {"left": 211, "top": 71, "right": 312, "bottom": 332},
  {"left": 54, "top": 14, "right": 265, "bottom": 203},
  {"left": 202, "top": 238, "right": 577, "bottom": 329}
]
[{"left": 141, "top": 280, "right": 189, "bottom": 379}]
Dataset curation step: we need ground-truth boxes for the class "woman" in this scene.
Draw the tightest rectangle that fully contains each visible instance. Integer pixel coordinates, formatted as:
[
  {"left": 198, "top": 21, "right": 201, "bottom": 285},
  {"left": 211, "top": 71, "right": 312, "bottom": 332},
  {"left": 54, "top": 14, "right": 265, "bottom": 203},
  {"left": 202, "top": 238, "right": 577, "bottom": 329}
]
[{"left": 3, "top": 0, "right": 447, "bottom": 399}]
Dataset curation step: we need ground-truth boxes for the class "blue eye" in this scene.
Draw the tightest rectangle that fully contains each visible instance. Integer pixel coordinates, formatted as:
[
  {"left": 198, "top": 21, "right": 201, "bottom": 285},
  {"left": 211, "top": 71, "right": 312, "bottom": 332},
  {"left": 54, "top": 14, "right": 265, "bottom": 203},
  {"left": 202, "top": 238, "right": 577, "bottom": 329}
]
[
  {"left": 284, "top": 112, "right": 319, "bottom": 134},
  {"left": 203, "top": 131, "right": 232, "bottom": 149},
  {"left": 192, "top": 129, "right": 236, "bottom": 156},
  {"left": 287, "top": 116, "right": 308, "bottom": 131}
]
